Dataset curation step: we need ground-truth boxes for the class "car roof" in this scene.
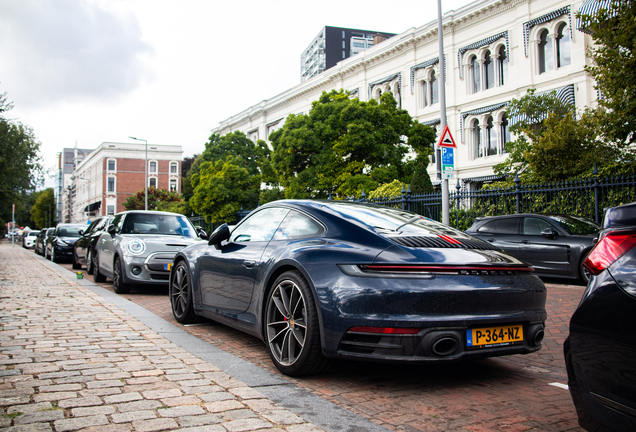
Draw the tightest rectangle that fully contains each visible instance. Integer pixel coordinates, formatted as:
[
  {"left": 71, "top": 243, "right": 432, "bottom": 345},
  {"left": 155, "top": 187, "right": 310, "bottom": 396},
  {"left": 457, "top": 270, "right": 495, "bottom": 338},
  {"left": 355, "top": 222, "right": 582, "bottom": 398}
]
[{"left": 603, "top": 201, "right": 636, "bottom": 229}]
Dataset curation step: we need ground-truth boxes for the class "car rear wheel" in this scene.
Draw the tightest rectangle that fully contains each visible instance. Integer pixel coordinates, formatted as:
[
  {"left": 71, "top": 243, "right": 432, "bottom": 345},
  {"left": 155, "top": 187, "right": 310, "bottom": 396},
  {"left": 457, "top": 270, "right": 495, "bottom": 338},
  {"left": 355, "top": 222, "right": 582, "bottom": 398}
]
[
  {"left": 170, "top": 261, "right": 200, "bottom": 324},
  {"left": 113, "top": 257, "right": 131, "bottom": 294},
  {"left": 72, "top": 250, "right": 81, "bottom": 269},
  {"left": 265, "top": 270, "right": 335, "bottom": 376},
  {"left": 86, "top": 249, "right": 94, "bottom": 275},
  {"left": 93, "top": 252, "right": 106, "bottom": 283},
  {"left": 579, "top": 252, "right": 592, "bottom": 284}
]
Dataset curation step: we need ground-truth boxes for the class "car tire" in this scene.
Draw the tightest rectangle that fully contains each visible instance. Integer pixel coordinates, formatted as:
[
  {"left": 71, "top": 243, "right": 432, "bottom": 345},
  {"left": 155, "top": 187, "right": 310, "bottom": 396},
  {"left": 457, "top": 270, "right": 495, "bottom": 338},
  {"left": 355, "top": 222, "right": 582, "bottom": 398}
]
[
  {"left": 93, "top": 252, "right": 106, "bottom": 283},
  {"left": 170, "top": 261, "right": 200, "bottom": 324},
  {"left": 113, "top": 257, "right": 131, "bottom": 294},
  {"left": 579, "top": 252, "right": 592, "bottom": 284},
  {"left": 72, "top": 250, "right": 81, "bottom": 269},
  {"left": 86, "top": 249, "right": 94, "bottom": 275},
  {"left": 51, "top": 246, "right": 58, "bottom": 263},
  {"left": 265, "top": 270, "right": 335, "bottom": 376}
]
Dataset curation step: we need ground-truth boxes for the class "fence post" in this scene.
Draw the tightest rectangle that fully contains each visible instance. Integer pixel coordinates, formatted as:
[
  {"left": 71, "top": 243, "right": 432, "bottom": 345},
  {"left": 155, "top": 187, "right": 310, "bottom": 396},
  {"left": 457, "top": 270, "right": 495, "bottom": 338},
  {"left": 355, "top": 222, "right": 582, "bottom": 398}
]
[
  {"left": 401, "top": 184, "right": 406, "bottom": 211},
  {"left": 455, "top": 179, "right": 461, "bottom": 227},
  {"left": 406, "top": 184, "right": 412, "bottom": 212},
  {"left": 515, "top": 172, "right": 521, "bottom": 214},
  {"left": 593, "top": 162, "right": 600, "bottom": 223}
]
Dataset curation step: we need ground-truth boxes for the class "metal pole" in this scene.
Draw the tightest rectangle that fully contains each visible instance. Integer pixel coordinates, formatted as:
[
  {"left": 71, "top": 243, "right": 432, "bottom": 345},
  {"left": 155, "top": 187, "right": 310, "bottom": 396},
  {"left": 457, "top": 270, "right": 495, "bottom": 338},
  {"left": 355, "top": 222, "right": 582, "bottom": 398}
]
[
  {"left": 437, "top": 0, "right": 449, "bottom": 225},
  {"left": 11, "top": 204, "right": 15, "bottom": 248}
]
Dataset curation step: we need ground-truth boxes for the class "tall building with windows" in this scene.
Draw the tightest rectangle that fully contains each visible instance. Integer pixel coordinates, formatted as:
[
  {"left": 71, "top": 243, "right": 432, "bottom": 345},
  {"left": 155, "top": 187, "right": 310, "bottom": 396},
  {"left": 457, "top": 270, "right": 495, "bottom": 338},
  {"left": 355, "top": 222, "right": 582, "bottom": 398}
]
[
  {"left": 68, "top": 142, "right": 182, "bottom": 223},
  {"left": 57, "top": 147, "right": 94, "bottom": 224},
  {"left": 215, "top": 0, "right": 598, "bottom": 188},
  {"left": 300, "top": 26, "right": 396, "bottom": 82}
]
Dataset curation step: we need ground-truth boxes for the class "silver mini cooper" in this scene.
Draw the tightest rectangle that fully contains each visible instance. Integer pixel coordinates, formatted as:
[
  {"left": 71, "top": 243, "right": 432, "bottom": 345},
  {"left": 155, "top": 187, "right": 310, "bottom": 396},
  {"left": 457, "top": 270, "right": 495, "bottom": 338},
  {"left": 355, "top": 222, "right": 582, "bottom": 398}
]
[{"left": 93, "top": 210, "right": 206, "bottom": 293}]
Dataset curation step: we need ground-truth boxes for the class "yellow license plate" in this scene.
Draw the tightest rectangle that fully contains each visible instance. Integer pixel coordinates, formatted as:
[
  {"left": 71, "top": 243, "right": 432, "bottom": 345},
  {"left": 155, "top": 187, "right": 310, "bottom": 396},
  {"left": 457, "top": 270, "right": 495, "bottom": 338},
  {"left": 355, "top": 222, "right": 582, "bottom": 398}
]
[
  {"left": 164, "top": 263, "right": 172, "bottom": 271},
  {"left": 466, "top": 325, "right": 523, "bottom": 348}
]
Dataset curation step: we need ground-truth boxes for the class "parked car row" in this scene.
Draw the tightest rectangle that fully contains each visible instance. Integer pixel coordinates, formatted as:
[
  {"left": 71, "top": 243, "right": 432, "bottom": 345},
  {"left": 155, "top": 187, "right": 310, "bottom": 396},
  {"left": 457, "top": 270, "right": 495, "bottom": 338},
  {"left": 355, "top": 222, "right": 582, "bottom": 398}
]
[{"left": 32, "top": 201, "right": 636, "bottom": 432}]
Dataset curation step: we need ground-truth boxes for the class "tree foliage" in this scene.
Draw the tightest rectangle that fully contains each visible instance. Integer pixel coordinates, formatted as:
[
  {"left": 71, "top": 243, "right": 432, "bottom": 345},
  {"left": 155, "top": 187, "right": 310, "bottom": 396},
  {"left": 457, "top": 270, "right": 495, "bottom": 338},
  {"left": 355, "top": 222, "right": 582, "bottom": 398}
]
[
  {"left": 0, "top": 91, "right": 43, "bottom": 225},
  {"left": 30, "top": 188, "right": 56, "bottom": 228},
  {"left": 122, "top": 187, "right": 182, "bottom": 211},
  {"left": 270, "top": 90, "right": 435, "bottom": 199},
  {"left": 188, "top": 132, "right": 269, "bottom": 222},
  {"left": 579, "top": 0, "right": 636, "bottom": 147},
  {"left": 368, "top": 180, "right": 405, "bottom": 199}
]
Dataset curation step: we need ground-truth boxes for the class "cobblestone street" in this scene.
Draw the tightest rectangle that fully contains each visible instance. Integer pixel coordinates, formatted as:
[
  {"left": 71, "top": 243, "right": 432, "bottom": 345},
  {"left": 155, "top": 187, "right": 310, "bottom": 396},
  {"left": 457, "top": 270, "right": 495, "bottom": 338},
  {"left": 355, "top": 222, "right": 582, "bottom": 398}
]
[{"left": 3, "top": 242, "right": 587, "bottom": 431}]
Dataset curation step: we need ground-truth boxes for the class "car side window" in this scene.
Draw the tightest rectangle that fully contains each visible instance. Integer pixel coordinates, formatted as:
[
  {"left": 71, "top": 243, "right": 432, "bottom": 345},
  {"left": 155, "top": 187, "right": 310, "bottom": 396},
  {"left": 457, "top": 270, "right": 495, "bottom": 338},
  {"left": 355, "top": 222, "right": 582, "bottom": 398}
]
[
  {"left": 230, "top": 208, "right": 290, "bottom": 243},
  {"left": 478, "top": 218, "right": 519, "bottom": 234},
  {"left": 273, "top": 210, "right": 324, "bottom": 241},
  {"left": 523, "top": 217, "right": 552, "bottom": 235},
  {"left": 112, "top": 215, "right": 124, "bottom": 234}
]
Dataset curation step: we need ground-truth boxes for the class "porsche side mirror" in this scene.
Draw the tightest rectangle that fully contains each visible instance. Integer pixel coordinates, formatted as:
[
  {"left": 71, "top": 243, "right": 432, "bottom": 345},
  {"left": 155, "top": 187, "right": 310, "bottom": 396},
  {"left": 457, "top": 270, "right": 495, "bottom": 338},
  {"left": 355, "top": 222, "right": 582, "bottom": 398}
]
[
  {"left": 541, "top": 227, "right": 557, "bottom": 239},
  {"left": 78, "top": 230, "right": 84, "bottom": 236},
  {"left": 107, "top": 224, "right": 116, "bottom": 236},
  {"left": 208, "top": 223, "right": 230, "bottom": 249}
]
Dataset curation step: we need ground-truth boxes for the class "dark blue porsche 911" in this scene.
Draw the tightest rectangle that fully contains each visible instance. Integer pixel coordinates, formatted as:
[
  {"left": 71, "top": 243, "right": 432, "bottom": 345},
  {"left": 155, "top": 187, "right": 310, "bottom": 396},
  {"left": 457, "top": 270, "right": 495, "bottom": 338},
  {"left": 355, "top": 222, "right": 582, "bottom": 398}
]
[{"left": 170, "top": 200, "right": 547, "bottom": 376}]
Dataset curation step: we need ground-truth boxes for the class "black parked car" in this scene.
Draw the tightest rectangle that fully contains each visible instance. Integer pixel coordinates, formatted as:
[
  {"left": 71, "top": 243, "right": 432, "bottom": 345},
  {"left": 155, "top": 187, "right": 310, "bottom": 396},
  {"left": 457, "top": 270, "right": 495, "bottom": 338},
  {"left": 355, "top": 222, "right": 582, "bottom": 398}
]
[
  {"left": 466, "top": 213, "right": 600, "bottom": 282},
  {"left": 45, "top": 224, "right": 86, "bottom": 263},
  {"left": 564, "top": 202, "right": 636, "bottom": 432},
  {"left": 170, "top": 200, "right": 547, "bottom": 376},
  {"left": 72, "top": 216, "right": 113, "bottom": 273},
  {"left": 35, "top": 228, "right": 54, "bottom": 256}
]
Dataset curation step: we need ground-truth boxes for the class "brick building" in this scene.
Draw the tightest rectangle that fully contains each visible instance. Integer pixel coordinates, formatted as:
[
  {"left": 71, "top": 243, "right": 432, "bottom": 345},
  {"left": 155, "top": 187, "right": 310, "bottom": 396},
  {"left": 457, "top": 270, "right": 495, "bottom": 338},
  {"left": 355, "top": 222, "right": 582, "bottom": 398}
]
[{"left": 69, "top": 142, "right": 182, "bottom": 223}]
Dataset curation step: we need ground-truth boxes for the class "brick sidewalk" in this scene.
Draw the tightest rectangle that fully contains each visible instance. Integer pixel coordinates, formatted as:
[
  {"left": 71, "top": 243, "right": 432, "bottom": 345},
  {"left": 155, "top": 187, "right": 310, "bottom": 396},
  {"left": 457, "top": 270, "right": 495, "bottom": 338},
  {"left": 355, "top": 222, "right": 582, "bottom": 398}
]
[{"left": 0, "top": 243, "right": 328, "bottom": 432}]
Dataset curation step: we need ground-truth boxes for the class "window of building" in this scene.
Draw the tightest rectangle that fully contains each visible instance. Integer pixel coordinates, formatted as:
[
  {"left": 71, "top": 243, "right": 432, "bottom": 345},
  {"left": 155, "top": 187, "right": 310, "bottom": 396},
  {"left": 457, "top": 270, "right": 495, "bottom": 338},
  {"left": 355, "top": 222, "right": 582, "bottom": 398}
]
[
  {"left": 149, "top": 161, "right": 157, "bottom": 173},
  {"left": 170, "top": 179, "right": 177, "bottom": 192},
  {"left": 107, "top": 177, "right": 115, "bottom": 193},
  {"left": 342, "top": 51, "right": 345, "bottom": 59},
  {"left": 498, "top": 46, "right": 508, "bottom": 86},
  {"left": 473, "top": 119, "right": 482, "bottom": 159},
  {"left": 107, "top": 159, "right": 116, "bottom": 171},
  {"left": 170, "top": 162, "right": 178, "bottom": 174},
  {"left": 484, "top": 51, "right": 495, "bottom": 90},
  {"left": 471, "top": 56, "right": 480, "bottom": 93},
  {"left": 430, "top": 72, "right": 439, "bottom": 104},
  {"left": 501, "top": 114, "right": 510, "bottom": 153},
  {"left": 421, "top": 81, "right": 428, "bottom": 107},
  {"left": 107, "top": 205, "right": 115, "bottom": 215},
  {"left": 556, "top": 23, "right": 571, "bottom": 68},
  {"left": 538, "top": 29, "right": 553, "bottom": 74},
  {"left": 486, "top": 116, "right": 498, "bottom": 156},
  {"left": 149, "top": 177, "right": 157, "bottom": 188}
]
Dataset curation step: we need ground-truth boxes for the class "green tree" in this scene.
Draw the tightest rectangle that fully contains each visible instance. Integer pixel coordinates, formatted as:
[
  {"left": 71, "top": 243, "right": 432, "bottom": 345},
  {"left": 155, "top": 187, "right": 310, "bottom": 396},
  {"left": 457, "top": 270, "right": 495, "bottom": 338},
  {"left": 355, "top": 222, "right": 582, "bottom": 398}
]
[
  {"left": 122, "top": 187, "right": 182, "bottom": 211},
  {"left": 190, "top": 156, "right": 261, "bottom": 224},
  {"left": 270, "top": 89, "right": 435, "bottom": 199},
  {"left": 579, "top": 0, "right": 636, "bottom": 147},
  {"left": 0, "top": 91, "right": 43, "bottom": 225},
  {"left": 30, "top": 188, "right": 56, "bottom": 228},
  {"left": 368, "top": 180, "right": 404, "bottom": 199},
  {"left": 410, "top": 163, "right": 434, "bottom": 194}
]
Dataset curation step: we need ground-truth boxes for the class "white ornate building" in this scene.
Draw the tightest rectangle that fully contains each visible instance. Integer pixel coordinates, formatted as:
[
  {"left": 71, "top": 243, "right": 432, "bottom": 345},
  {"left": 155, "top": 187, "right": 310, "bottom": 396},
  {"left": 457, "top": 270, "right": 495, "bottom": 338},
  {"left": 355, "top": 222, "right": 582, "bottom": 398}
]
[{"left": 212, "top": 0, "right": 600, "bottom": 186}]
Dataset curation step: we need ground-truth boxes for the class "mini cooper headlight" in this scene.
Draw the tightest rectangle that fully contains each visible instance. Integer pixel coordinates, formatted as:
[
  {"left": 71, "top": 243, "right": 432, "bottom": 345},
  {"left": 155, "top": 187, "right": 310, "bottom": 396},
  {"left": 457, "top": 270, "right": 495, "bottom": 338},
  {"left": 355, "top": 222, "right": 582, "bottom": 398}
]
[{"left": 126, "top": 239, "right": 146, "bottom": 255}]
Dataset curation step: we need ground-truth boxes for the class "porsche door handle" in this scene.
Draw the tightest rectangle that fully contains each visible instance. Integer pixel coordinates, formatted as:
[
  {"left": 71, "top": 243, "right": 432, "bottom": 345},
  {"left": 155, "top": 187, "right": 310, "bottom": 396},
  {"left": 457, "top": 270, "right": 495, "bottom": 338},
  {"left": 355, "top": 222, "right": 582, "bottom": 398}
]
[{"left": 243, "top": 261, "right": 256, "bottom": 269}]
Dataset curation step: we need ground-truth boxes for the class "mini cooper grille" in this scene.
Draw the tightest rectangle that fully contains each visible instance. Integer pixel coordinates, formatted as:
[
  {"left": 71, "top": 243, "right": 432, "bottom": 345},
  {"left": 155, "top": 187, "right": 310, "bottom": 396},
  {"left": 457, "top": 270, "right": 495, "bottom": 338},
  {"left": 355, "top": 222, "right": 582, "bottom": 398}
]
[
  {"left": 146, "top": 253, "right": 177, "bottom": 272},
  {"left": 389, "top": 236, "right": 500, "bottom": 251}
]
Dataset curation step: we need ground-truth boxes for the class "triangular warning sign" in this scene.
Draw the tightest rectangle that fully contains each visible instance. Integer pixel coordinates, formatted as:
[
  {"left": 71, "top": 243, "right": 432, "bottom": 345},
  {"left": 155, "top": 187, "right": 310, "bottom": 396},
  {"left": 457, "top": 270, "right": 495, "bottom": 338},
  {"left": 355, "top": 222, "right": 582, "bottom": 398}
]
[{"left": 437, "top": 124, "right": 456, "bottom": 148}]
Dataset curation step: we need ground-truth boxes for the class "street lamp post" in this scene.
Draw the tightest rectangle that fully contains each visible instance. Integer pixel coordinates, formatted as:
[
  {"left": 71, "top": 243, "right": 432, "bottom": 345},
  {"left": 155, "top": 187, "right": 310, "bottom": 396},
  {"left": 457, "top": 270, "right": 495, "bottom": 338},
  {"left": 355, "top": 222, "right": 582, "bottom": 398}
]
[
  {"left": 437, "top": 0, "right": 450, "bottom": 225},
  {"left": 129, "top": 136, "right": 148, "bottom": 210}
]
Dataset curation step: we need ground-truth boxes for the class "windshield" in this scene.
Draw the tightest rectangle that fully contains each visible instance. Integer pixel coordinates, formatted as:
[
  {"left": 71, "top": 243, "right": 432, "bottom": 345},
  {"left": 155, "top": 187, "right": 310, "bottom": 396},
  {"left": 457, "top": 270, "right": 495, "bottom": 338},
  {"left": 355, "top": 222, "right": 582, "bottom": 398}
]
[
  {"left": 56, "top": 225, "right": 85, "bottom": 237},
  {"left": 121, "top": 213, "right": 197, "bottom": 237},
  {"left": 326, "top": 203, "right": 464, "bottom": 236},
  {"left": 28, "top": 232, "right": 40, "bottom": 237},
  {"left": 547, "top": 215, "right": 600, "bottom": 235}
]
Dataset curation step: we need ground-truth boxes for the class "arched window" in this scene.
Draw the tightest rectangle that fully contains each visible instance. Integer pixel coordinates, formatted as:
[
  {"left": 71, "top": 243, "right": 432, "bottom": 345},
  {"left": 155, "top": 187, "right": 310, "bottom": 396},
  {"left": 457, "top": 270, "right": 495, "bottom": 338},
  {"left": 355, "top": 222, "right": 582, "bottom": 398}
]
[
  {"left": 421, "top": 81, "right": 428, "bottom": 107},
  {"left": 484, "top": 51, "right": 495, "bottom": 90},
  {"left": 497, "top": 46, "right": 508, "bottom": 86},
  {"left": 501, "top": 114, "right": 510, "bottom": 154},
  {"left": 430, "top": 72, "right": 439, "bottom": 104},
  {"left": 486, "top": 117, "right": 498, "bottom": 156},
  {"left": 538, "top": 29, "right": 553, "bottom": 74},
  {"left": 471, "top": 56, "right": 480, "bottom": 93},
  {"left": 556, "top": 23, "right": 571, "bottom": 68},
  {"left": 473, "top": 119, "right": 482, "bottom": 159}
]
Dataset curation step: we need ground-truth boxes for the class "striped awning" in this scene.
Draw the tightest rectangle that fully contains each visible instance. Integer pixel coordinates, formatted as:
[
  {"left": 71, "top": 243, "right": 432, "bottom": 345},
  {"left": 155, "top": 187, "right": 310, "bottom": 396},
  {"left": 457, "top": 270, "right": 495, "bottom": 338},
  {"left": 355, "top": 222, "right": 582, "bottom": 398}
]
[
  {"left": 368, "top": 72, "right": 402, "bottom": 99},
  {"left": 409, "top": 56, "right": 446, "bottom": 94},
  {"left": 577, "top": 0, "right": 615, "bottom": 34},
  {"left": 421, "top": 118, "right": 441, "bottom": 126},
  {"left": 461, "top": 174, "right": 506, "bottom": 183},
  {"left": 523, "top": 7, "right": 572, "bottom": 57},
  {"left": 458, "top": 32, "right": 509, "bottom": 79},
  {"left": 508, "top": 84, "right": 575, "bottom": 126},
  {"left": 459, "top": 101, "right": 509, "bottom": 141}
]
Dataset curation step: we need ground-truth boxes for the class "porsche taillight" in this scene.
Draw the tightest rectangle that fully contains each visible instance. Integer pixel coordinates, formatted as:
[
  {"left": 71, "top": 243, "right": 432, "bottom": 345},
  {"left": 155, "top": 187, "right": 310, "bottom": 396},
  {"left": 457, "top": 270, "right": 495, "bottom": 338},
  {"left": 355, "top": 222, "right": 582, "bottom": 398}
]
[{"left": 584, "top": 229, "right": 636, "bottom": 276}]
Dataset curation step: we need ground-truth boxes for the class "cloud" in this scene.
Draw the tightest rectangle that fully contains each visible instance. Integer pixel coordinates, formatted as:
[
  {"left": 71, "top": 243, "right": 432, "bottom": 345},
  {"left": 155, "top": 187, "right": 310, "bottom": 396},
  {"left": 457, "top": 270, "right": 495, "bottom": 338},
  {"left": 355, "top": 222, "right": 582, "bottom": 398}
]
[{"left": 0, "top": 0, "right": 153, "bottom": 108}]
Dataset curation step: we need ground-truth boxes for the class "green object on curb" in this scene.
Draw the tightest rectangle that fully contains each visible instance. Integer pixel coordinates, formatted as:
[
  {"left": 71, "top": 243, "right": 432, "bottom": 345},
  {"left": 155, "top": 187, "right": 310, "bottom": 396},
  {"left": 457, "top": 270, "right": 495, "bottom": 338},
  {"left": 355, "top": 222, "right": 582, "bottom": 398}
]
[{"left": 76, "top": 272, "right": 83, "bottom": 279}]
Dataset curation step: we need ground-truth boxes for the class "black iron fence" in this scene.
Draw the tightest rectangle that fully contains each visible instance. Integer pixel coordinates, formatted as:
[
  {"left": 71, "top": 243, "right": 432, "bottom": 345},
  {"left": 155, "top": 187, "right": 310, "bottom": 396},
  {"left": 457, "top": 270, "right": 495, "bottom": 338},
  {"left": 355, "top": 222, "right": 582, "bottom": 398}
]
[{"left": 357, "top": 169, "right": 636, "bottom": 230}]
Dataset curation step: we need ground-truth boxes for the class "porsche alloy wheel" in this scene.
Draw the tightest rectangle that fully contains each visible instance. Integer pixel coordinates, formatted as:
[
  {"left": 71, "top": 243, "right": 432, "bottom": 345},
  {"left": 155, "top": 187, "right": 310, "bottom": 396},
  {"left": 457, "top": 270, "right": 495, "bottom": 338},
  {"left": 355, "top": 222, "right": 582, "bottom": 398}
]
[
  {"left": 265, "top": 271, "right": 334, "bottom": 376},
  {"left": 86, "top": 250, "right": 94, "bottom": 275},
  {"left": 170, "top": 261, "right": 199, "bottom": 324}
]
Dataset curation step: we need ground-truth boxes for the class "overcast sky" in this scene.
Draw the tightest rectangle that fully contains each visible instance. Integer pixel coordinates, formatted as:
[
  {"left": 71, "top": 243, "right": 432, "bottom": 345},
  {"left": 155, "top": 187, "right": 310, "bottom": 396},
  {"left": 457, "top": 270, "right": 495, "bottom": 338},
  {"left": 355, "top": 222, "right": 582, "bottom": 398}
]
[{"left": 0, "top": 0, "right": 474, "bottom": 188}]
